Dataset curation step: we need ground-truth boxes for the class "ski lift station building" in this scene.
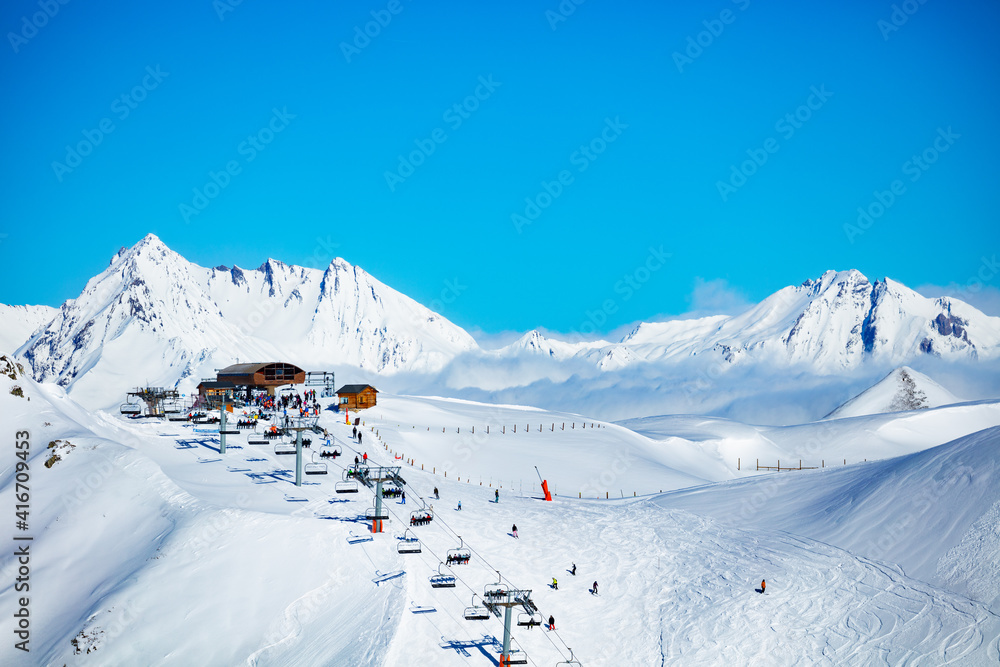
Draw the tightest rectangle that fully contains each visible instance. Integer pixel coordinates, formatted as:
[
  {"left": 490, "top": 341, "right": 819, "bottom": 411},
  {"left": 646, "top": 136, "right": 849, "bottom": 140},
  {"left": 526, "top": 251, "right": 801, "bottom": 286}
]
[
  {"left": 336, "top": 384, "right": 378, "bottom": 410},
  {"left": 203, "top": 362, "right": 306, "bottom": 400}
]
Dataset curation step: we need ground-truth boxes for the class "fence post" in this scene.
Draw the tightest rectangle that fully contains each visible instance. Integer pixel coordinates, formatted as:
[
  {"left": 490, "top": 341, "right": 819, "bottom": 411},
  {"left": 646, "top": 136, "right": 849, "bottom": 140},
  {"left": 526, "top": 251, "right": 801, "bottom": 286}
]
[{"left": 738, "top": 457, "right": 740, "bottom": 470}]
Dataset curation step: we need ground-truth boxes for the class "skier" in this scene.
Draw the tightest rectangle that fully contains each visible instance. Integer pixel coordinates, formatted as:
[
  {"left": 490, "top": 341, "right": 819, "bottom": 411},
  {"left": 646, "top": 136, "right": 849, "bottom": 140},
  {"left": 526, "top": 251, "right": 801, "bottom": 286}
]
[
  {"left": 434, "top": 487, "right": 439, "bottom": 499},
  {"left": 457, "top": 500, "right": 462, "bottom": 511},
  {"left": 495, "top": 489, "right": 499, "bottom": 503},
  {"left": 401, "top": 491, "right": 406, "bottom": 505},
  {"left": 512, "top": 524, "right": 518, "bottom": 539},
  {"left": 592, "top": 581, "right": 598, "bottom": 595},
  {"left": 358, "top": 432, "right": 363, "bottom": 446},
  {"left": 760, "top": 579, "right": 766, "bottom": 594},
  {"left": 552, "top": 577, "right": 558, "bottom": 590},
  {"left": 548, "top": 615, "right": 555, "bottom": 631},
  {"left": 354, "top": 455, "right": 359, "bottom": 466},
  {"left": 363, "top": 452, "right": 367, "bottom": 463},
  {"left": 571, "top": 563, "right": 576, "bottom": 576},
  {"left": 353, "top": 426, "right": 357, "bottom": 439}
]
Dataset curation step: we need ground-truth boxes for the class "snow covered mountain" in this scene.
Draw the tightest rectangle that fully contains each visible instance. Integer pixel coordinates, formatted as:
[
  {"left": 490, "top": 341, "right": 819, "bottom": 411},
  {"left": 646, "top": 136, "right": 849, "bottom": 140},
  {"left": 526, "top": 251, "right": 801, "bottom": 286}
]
[
  {"left": 7, "top": 235, "right": 1000, "bottom": 413},
  {"left": 0, "top": 303, "right": 57, "bottom": 354},
  {"left": 825, "top": 366, "right": 962, "bottom": 419},
  {"left": 16, "top": 234, "right": 477, "bottom": 405},
  {"left": 584, "top": 270, "right": 1000, "bottom": 371}
]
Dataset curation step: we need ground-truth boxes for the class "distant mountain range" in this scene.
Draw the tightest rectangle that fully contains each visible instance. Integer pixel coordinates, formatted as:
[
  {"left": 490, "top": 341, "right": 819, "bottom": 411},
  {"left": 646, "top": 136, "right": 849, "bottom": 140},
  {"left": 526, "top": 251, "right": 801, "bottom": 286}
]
[{"left": 5, "top": 234, "right": 1000, "bottom": 411}]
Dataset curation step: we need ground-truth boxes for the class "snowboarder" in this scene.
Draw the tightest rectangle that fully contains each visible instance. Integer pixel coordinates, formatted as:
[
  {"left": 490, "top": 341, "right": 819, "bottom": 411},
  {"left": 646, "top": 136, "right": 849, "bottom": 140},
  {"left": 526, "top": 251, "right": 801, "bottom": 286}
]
[
  {"left": 495, "top": 489, "right": 499, "bottom": 503},
  {"left": 457, "top": 500, "right": 462, "bottom": 511},
  {"left": 512, "top": 524, "right": 518, "bottom": 539},
  {"left": 434, "top": 487, "right": 439, "bottom": 499},
  {"left": 592, "top": 581, "right": 598, "bottom": 595},
  {"left": 401, "top": 491, "right": 406, "bottom": 505},
  {"left": 548, "top": 615, "right": 555, "bottom": 631},
  {"left": 552, "top": 577, "right": 558, "bottom": 590},
  {"left": 571, "top": 563, "right": 576, "bottom": 576},
  {"left": 760, "top": 579, "right": 766, "bottom": 594}
]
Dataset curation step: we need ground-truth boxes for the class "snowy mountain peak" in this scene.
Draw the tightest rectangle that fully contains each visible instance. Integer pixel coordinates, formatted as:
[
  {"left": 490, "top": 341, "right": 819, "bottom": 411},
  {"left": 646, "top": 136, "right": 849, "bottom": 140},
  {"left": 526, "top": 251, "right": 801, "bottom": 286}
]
[{"left": 826, "top": 366, "right": 962, "bottom": 419}]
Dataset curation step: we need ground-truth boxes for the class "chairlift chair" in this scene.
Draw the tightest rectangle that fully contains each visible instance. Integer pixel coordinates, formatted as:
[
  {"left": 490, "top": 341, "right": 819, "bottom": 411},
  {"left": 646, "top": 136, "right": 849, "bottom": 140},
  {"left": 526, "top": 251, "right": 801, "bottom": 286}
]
[
  {"left": 120, "top": 402, "right": 141, "bottom": 415},
  {"left": 517, "top": 612, "right": 543, "bottom": 628},
  {"left": 366, "top": 504, "right": 389, "bottom": 521},
  {"left": 274, "top": 442, "right": 296, "bottom": 456},
  {"left": 335, "top": 471, "right": 359, "bottom": 493},
  {"left": 409, "top": 507, "right": 434, "bottom": 527},
  {"left": 446, "top": 537, "right": 471, "bottom": 566},
  {"left": 304, "top": 452, "right": 328, "bottom": 475},
  {"left": 463, "top": 595, "right": 491, "bottom": 621},
  {"left": 168, "top": 413, "right": 189, "bottom": 422},
  {"left": 429, "top": 563, "right": 456, "bottom": 588},
  {"left": 247, "top": 432, "right": 269, "bottom": 445},
  {"left": 219, "top": 428, "right": 241, "bottom": 435},
  {"left": 397, "top": 529, "right": 421, "bottom": 554}
]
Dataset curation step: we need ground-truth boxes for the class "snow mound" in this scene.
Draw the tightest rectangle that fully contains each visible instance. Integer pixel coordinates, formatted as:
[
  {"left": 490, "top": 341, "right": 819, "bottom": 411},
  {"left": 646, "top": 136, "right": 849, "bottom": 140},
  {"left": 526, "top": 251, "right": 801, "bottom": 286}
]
[{"left": 826, "top": 366, "right": 961, "bottom": 418}]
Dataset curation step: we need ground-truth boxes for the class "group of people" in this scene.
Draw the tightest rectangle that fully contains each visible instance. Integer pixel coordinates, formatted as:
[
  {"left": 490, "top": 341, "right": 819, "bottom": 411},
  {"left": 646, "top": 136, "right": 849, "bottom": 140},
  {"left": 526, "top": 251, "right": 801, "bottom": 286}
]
[
  {"left": 382, "top": 487, "right": 403, "bottom": 499},
  {"left": 235, "top": 418, "right": 258, "bottom": 429},
  {"left": 410, "top": 512, "right": 433, "bottom": 526}
]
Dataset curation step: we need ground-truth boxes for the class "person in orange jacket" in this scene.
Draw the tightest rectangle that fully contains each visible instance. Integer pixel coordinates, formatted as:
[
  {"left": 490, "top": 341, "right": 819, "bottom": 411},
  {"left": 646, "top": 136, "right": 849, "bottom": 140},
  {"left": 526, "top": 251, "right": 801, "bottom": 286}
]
[{"left": 761, "top": 579, "right": 766, "bottom": 594}]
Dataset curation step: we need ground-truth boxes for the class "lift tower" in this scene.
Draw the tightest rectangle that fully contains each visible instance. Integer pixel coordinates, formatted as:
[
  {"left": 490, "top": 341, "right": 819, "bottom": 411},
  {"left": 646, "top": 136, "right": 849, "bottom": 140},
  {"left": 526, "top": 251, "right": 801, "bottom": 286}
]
[
  {"left": 355, "top": 465, "right": 404, "bottom": 533},
  {"left": 482, "top": 576, "right": 536, "bottom": 666}
]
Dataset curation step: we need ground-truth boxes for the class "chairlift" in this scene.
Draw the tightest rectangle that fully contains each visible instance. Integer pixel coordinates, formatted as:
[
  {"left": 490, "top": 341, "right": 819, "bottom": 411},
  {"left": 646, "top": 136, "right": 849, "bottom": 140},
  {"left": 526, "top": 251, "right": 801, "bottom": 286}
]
[
  {"left": 517, "top": 612, "right": 543, "bottom": 628},
  {"left": 556, "top": 649, "right": 582, "bottom": 666},
  {"left": 274, "top": 442, "right": 296, "bottom": 456},
  {"left": 504, "top": 650, "right": 528, "bottom": 665},
  {"left": 247, "top": 432, "right": 269, "bottom": 445},
  {"left": 409, "top": 507, "right": 434, "bottom": 527},
  {"left": 168, "top": 413, "right": 189, "bottom": 422},
  {"left": 429, "top": 563, "right": 456, "bottom": 588},
  {"left": 366, "top": 504, "right": 389, "bottom": 521},
  {"left": 335, "top": 469, "right": 359, "bottom": 493},
  {"left": 120, "top": 402, "right": 141, "bottom": 415},
  {"left": 445, "top": 537, "right": 471, "bottom": 566},
  {"left": 219, "top": 428, "right": 241, "bottom": 435},
  {"left": 321, "top": 444, "right": 342, "bottom": 458},
  {"left": 305, "top": 452, "right": 328, "bottom": 476},
  {"left": 397, "top": 529, "right": 421, "bottom": 554},
  {"left": 463, "top": 595, "right": 491, "bottom": 621}
]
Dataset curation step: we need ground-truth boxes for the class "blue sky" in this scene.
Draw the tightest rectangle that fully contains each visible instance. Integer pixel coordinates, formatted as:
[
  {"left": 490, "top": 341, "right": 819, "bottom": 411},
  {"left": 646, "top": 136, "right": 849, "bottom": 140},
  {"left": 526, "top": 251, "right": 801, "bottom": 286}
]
[{"left": 2, "top": 0, "right": 998, "bottom": 335}]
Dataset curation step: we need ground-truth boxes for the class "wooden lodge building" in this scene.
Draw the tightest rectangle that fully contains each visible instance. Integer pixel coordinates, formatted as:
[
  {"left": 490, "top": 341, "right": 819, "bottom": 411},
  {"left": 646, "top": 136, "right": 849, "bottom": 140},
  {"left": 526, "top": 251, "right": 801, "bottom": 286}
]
[
  {"left": 336, "top": 384, "right": 378, "bottom": 411},
  {"left": 198, "top": 362, "right": 305, "bottom": 403}
]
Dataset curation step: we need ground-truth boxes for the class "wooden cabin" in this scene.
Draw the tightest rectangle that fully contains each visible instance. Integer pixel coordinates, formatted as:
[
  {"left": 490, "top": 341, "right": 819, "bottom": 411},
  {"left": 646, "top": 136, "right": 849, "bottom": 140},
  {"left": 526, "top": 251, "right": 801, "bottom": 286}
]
[
  {"left": 216, "top": 362, "right": 305, "bottom": 395},
  {"left": 336, "top": 384, "right": 378, "bottom": 411},
  {"left": 197, "top": 381, "right": 236, "bottom": 403}
]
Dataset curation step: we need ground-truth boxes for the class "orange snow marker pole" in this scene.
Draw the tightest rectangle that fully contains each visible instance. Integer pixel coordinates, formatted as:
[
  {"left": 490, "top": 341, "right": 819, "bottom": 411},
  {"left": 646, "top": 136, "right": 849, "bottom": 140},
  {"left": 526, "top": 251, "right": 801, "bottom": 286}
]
[
  {"left": 346, "top": 409, "right": 350, "bottom": 425},
  {"left": 541, "top": 480, "right": 552, "bottom": 501}
]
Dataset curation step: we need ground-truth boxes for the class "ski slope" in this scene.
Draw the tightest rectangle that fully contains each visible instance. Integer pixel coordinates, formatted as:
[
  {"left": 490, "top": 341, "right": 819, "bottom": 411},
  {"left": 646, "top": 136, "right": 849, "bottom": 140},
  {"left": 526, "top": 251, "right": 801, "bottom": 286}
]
[{"left": 1, "top": 372, "right": 999, "bottom": 665}]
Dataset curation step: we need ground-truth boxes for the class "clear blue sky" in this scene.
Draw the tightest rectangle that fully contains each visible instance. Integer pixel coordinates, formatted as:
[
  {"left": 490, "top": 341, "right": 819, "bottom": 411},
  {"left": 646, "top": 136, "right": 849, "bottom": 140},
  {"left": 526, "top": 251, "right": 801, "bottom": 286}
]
[{"left": 2, "top": 0, "right": 998, "bottom": 335}]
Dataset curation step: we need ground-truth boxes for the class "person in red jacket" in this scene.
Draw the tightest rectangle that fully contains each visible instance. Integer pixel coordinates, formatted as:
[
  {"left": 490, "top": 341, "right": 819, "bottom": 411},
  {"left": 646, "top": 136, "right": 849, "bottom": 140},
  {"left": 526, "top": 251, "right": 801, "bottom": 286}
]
[{"left": 761, "top": 579, "right": 766, "bottom": 594}]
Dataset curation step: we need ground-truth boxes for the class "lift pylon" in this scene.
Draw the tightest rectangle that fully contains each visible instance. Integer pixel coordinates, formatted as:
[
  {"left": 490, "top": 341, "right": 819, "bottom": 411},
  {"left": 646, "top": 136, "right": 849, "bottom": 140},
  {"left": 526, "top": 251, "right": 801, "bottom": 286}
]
[
  {"left": 481, "top": 573, "right": 536, "bottom": 666},
  {"left": 355, "top": 465, "right": 405, "bottom": 533}
]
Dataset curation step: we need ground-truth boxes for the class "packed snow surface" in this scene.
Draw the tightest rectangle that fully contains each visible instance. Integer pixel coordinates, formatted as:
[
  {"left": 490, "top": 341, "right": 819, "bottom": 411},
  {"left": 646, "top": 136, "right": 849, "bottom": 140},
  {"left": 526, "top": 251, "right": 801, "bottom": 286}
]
[{"left": 2, "top": 370, "right": 999, "bottom": 665}]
